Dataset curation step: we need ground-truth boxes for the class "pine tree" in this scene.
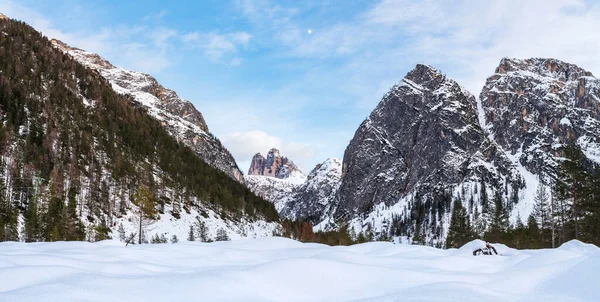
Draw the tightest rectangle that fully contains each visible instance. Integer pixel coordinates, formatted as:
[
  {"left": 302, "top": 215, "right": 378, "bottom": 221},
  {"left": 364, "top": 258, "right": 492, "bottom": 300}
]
[
  {"left": 215, "top": 228, "right": 230, "bottom": 241},
  {"left": 412, "top": 221, "right": 425, "bottom": 245},
  {"left": 445, "top": 199, "right": 476, "bottom": 248},
  {"left": 24, "top": 194, "right": 40, "bottom": 242},
  {"left": 526, "top": 214, "right": 540, "bottom": 248},
  {"left": 132, "top": 184, "right": 156, "bottom": 244},
  {"left": 194, "top": 216, "right": 210, "bottom": 242},
  {"left": 117, "top": 223, "right": 126, "bottom": 242},
  {"left": 485, "top": 191, "right": 509, "bottom": 242},
  {"left": 531, "top": 176, "right": 551, "bottom": 245},
  {"left": 187, "top": 225, "right": 195, "bottom": 241},
  {"left": 554, "top": 138, "right": 588, "bottom": 240},
  {"left": 171, "top": 234, "right": 179, "bottom": 243}
]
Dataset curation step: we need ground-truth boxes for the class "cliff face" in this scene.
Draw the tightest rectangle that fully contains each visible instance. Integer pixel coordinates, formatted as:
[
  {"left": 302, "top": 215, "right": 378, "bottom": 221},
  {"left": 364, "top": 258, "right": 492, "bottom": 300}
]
[
  {"left": 334, "top": 64, "right": 519, "bottom": 221},
  {"left": 245, "top": 158, "right": 342, "bottom": 224},
  {"left": 247, "top": 148, "right": 303, "bottom": 180},
  {"left": 51, "top": 39, "right": 244, "bottom": 183},
  {"left": 480, "top": 58, "right": 600, "bottom": 174}
]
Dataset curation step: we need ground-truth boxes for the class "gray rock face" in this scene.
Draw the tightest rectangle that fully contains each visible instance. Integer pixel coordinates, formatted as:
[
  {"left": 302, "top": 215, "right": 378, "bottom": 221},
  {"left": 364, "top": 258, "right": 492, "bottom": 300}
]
[
  {"left": 248, "top": 148, "right": 302, "bottom": 179},
  {"left": 481, "top": 58, "right": 600, "bottom": 174},
  {"left": 281, "top": 158, "right": 342, "bottom": 222},
  {"left": 245, "top": 157, "right": 342, "bottom": 224},
  {"left": 51, "top": 39, "right": 244, "bottom": 182},
  {"left": 334, "top": 64, "right": 519, "bottom": 220}
]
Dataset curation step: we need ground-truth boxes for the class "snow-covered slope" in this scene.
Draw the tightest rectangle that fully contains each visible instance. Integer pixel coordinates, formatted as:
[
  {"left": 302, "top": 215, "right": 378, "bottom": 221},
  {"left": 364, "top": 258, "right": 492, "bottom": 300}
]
[
  {"left": 1, "top": 239, "right": 598, "bottom": 301},
  {"left": 281, "top": 158, "right": 343, "bottom": 221},
  {"left": 245, "top": 158, "right": 343, "bottom": 223},
  {"left": 244, "top": 175, "right": 300, "bottom": 213},
  {"left": 51, "top": 39, "right": 244, "bottom": 183}
]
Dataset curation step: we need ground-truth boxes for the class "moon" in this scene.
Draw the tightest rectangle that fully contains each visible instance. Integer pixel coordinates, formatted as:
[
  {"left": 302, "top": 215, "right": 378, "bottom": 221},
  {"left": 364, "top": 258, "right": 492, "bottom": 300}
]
[{"left": 308, "top": 29, "right": 312, "bottom": 34}]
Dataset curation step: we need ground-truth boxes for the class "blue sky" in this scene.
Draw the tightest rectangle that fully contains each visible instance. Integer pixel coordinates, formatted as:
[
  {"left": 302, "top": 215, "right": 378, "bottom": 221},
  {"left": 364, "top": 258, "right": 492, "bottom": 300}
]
[{"left": 1, "top": 0, "right": 599, "bottom": 172}]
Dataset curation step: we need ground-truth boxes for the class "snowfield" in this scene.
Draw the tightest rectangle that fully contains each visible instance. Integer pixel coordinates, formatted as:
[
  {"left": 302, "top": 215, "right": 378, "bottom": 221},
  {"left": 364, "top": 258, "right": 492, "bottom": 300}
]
[{"left": 0, "top": 238, "right": 598, "bottom": 302}]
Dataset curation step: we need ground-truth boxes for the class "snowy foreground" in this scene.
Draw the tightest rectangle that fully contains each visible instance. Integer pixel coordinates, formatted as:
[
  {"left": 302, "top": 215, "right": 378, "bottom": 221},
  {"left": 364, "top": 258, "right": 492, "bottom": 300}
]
[{"left": 0, "top": 238, "right": 598, "bottom": 302}]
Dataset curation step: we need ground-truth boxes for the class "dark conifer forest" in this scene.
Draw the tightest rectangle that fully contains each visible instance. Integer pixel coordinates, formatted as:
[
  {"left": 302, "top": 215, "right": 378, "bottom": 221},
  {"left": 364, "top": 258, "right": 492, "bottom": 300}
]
[{"left": 0, "top": 17, "right": 278, "bottom": 242}]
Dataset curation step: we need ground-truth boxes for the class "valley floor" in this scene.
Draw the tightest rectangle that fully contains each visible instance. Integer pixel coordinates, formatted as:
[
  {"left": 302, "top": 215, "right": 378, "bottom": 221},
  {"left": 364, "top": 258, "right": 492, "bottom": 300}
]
[{"left": 0, "top": 238, "right": 598, "bottom": 301}]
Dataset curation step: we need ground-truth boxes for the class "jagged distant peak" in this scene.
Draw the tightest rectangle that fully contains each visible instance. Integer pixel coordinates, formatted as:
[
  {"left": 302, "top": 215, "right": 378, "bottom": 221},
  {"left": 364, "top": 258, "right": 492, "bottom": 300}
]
[
  {"left": 0, "top": 12, "right": 9, "bottom": 20},
  {"left": 248, "top": 148, "right": 305, "bottom": 180},
  {"left": 495, "top": 57, "right": 594, "bottom": 80}
]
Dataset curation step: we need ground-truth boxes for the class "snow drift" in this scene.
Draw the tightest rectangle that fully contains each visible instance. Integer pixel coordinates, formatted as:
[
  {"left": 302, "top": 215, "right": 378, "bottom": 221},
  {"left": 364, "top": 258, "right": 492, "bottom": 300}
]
[{"left": 0, "top": 239, "right": 598, "bottom": 301}]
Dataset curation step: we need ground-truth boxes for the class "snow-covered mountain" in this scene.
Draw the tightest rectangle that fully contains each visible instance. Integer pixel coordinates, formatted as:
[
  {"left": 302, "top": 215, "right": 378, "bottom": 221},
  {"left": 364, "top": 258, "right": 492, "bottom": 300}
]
[
  {"left": 335, "top": 64, "right": 519, "bottom": 221},
  {"left": 280, "top": 158, "right": 342, "bottom": 222},
  {"left": 315, "top": 59, "right": 600, "bottom": 242},
  {"left": 245, "top": 156, "right": 342, "bottom": 222},
  {"left": 481, "top": 58, "right": 600, "bottom": 171},
  {"left": 51, "top": 39, "right": 244, "bottom": 183},
  {"left": 0, "top": 16, "right": 279, "bottom": 244}
]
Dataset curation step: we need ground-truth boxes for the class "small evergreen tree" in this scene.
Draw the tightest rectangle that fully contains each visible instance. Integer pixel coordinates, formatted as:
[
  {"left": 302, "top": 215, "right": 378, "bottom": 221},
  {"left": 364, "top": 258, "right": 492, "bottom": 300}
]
[
  {"left": 194, "top": 216, "right": 210, "bottom": 242},
  {"left": 215, "top": 228, "right": 230, "bottom": 241},
  {"left": 187, "top": 225, "right": 195, "bottom": 241},
  {"left": 117, "top": 223, "right": 126, "bottom": 242},
  {"left": 445, "top": 199, "right": 476, "bottom": 248},
  {"left": 171, "top": 234, "right": 179, "bottom": 244},
  {"left": 526, "top": 214, "right": 540, "bottom": 248}
]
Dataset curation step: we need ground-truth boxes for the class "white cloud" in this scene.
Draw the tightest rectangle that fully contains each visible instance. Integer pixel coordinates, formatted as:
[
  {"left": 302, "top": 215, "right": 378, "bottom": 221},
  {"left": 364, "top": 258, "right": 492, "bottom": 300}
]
[
  {"left": 181, "top": 31, "right": 252, "bottom": 64},
  {"left": 221, "top": 130, "right": 317, "bottom": 173},
  {"left": 364, "top": 0, "right": 600, "bottom": 94}
]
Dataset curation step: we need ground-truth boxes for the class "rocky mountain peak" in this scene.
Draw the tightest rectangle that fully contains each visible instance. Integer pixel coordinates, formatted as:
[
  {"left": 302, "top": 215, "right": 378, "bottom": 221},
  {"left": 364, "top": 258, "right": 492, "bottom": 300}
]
[
  {"left": 335, "top": 63, "right": 518, "bottom": 220},
  {"left": 248, "top": 148, "right": 303, "bottom": 180},
  {"left": 0, "top": 12, "right": 8, "bottom": 20},
  {"left": 481, "top": 57, "right": 600, "bottom": 174},
  {"left": 404, "top": 64, "right": 446, "bottom": 89},
  {"left": 51, "top": 39, "right": 209, "bottom": 132},
  {"left": 495, "top": 57, "right": 594, "bottom": 81},
  {"left": 51, "top": 39, "right": 244, "bottom": 182}
]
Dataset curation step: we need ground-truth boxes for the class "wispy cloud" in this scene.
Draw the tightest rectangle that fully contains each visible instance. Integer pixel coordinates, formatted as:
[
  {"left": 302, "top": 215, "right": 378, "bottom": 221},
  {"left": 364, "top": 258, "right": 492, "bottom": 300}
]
[
  {"left": 3, "top": 0, "right": 600, "bottom": 171},
  {"left": 182, "top": 31, "right": 252, "bottom": 64}
]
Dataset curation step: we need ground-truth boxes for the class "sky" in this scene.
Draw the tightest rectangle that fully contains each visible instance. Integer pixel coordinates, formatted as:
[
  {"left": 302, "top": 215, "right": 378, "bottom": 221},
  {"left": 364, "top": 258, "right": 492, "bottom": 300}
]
[{"left": 1, "top": 0, "right": 599, "bottom": 172}]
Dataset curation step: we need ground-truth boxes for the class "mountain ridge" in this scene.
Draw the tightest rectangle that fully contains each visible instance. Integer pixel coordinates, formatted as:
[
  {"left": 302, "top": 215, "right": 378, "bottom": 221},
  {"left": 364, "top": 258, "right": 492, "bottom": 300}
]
[{"left": 51, "top": 38, "right": 245, "bottom": 183}]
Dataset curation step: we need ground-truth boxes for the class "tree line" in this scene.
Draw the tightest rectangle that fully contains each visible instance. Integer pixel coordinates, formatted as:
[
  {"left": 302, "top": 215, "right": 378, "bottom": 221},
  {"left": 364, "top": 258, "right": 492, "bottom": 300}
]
[
  {"left": 0, "top": 16, "right": 278, "bottom": 242},
  {"left": 446, "top": 139, "right": 600, "bottom": 249}
]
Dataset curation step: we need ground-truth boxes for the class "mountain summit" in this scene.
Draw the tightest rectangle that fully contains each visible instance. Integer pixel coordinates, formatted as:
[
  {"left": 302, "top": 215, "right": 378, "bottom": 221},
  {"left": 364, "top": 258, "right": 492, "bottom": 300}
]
[
  {"left": 248, "top": 148, "right": 304, "bottom": 180},
  {"left": 51, "top": 39, "right": 244, "bottom": 183}
]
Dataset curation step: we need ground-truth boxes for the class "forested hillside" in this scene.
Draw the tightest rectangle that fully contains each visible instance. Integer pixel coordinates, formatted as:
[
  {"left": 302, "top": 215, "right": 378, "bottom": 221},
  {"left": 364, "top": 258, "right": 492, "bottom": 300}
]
[{"left": 0, "top": 17, "right": 278, "bottom": 242}]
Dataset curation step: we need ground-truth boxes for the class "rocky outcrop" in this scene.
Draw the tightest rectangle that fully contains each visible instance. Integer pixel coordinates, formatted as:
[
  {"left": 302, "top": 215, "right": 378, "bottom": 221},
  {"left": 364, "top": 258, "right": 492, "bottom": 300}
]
[
  {"left": 334, "top": 64, "right": 519, "bottom": 220},
  {"left": 281, "top": 158, "right": 343, "bottom": 222},
  {"left": 51, "top": 39, "right": 244, "bottom": 182},
  {"left": 248, "top": 148, "right": 303, "bottom": 180},
  {"left": 481, "top": 58, "right": 600, "bottom": 173},
  {"left": 245, "top": 158, "right": 342, "bottom": 223}
]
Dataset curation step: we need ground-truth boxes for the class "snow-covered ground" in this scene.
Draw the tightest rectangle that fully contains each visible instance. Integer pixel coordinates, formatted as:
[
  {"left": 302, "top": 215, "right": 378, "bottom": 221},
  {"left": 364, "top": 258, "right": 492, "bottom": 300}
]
[{"left": 0, "top": 239, "right": 598, "bottom": 301}]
